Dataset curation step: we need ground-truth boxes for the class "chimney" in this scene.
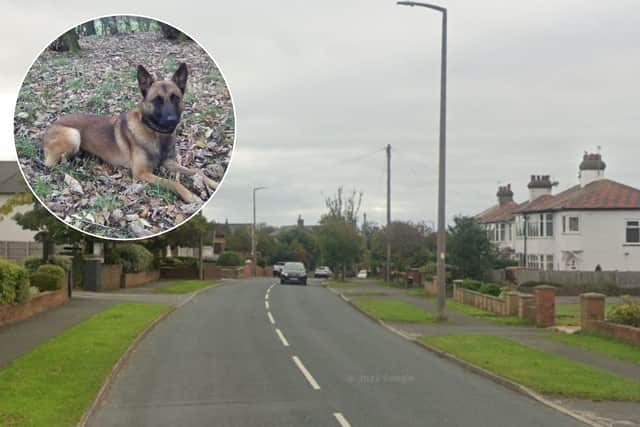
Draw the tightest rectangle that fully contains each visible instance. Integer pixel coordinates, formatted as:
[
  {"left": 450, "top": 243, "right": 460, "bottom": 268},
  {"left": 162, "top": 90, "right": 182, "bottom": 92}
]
[
  {"left": 579, "top": 153, "right": 606, "bottom": 187},
  {"left": 496, "top": 184, "right": 514, "bottom": 206},
  {"left": 527, "top": 175, "right": 555, "bottom": 201}
]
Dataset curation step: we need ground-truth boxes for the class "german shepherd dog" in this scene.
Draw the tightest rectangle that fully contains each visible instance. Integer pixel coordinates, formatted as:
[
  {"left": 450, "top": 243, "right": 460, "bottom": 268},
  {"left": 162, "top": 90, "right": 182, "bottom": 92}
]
[{"left": 42, "top": 63, "right": 217, "bottom": 203}]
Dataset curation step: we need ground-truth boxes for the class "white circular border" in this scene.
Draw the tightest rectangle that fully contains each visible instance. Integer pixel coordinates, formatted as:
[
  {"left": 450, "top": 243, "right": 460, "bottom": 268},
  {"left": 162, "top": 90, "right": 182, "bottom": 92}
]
[{"left": 11, "top": 13, "right": 238, "bottom": 242}]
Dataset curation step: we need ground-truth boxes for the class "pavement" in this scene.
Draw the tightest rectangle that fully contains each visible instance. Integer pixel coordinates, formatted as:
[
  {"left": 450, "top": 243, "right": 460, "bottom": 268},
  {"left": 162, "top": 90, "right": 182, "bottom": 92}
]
[
  {"left": 0, "top": 280, "right": 186, "bottom": 369},
  {"left": 89, "top": 277, "right": 584, "bottom": 427}
]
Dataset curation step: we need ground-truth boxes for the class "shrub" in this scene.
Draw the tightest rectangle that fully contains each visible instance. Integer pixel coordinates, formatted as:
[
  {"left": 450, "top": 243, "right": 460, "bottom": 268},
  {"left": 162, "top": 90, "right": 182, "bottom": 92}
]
[
  {"left": 479, "top": 283, "right": 502, "bottom": 297},
  {"left": 0, "top": 258, "right": 30, "bottom": 304},
  {"left": 24, "top": 255, "right": 72, "bottom": 273},
  {"left": 106, "top": 244, "right": 154, "bottom": 273},
  {"left": 462, "top": 279, "right": 483, "bottom": 292},
  {"left": 30, "top": 264, "right": 66, "bottom": 291},
  {"left": 608, "top": 299, "right": 640, "bottom": 328},
  {"left": 217, "top": 251, "right": 244, "bottom": 267}
]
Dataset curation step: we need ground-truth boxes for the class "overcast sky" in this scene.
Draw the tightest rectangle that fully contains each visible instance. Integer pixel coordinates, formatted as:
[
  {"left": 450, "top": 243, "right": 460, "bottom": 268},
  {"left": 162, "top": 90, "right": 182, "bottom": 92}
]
[{"left": 2, "top": 0, "right": 640, "bottom": 228}]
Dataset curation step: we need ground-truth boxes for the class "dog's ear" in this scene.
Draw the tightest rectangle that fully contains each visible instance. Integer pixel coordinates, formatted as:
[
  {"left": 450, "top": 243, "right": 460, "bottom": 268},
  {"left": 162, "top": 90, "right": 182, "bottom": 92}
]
[
  {"left": 172, "top": 62, "right": 188, "bottom": 94},
  {"left": 137, "top": 65, "right": 154, "bottom": 98}
]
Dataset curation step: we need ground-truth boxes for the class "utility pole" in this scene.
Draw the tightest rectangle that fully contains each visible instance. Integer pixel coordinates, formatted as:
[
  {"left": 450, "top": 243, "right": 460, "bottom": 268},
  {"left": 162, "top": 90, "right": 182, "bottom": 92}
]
[
  {"left": 396, "top": 1, "right": 447, "bottom": 320},
  {"left": 386, "top": 144, "right": 391, "bottom": 283},
  {"left": 252, "top": 186, "right": 267, "bottom": 277}
]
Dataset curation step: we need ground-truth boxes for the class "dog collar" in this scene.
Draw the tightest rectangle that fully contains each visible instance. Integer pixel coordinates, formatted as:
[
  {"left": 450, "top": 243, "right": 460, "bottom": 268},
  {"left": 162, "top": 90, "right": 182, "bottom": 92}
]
[{"left": 141, "top": 116, "right": 176, "bottom": 134}]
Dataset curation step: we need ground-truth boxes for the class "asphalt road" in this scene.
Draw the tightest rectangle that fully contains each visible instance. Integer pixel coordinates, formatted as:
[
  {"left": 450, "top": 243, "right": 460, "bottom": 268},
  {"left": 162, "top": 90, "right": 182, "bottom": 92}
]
[{"left": 89, "top": 278, "right": 585, "bottom": 426}]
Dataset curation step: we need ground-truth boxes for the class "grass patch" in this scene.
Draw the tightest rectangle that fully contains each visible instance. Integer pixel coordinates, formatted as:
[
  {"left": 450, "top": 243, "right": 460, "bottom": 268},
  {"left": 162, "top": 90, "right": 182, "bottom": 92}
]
[
  {"left": 446, "top": 299, "right": 531, "bottom": 326},
  {"left": 146, "top": 181, "right": 177, "bottom": 203},
  {"left": 546, "top": 331, "right": 640, "bottom": 365},
  {"left": 406, "top": 288, "right": 432, "bottom": 297},
  {"left": 153, "top": 280, "right": 219, "bottom": 294},
  {"left": 343, "top": 291, "right": 387, "bottom": 297},
  {"left": 327, "top": 280, "right": 364, "bottom": 289},
  {"left": 421, "top": 334, "right": 640, "bottom": 400},
  {"left": 353, "top": 298, "right": 436, "bottom": 323},
  {"left": 555, "top": 303, "right": 613, "bottom": 326},
  {"left": 32, "top": 177, "right": 52, "bottom": 198},
  {"left": 0, "top": 303, "right": 170, "bottom": 427},
  {"left": 14, "top": 136, "right": 40, "bottom": 159}
]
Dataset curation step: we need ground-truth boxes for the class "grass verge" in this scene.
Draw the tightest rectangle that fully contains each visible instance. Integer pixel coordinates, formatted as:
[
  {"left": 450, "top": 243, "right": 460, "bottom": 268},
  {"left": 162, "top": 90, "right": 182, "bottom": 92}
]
[
  {"left": 327, "top": 281, "right": 364, "bottom": 289},
  {"left": 343, "top": 291, "right": 387, "bottom": 297},
  {"left": 153, "top": 280, "right": 219, "bottom": 294},
  {"left": 421, "top": 334, "right": 640, "bottom": 400},
  {"left": 445, "top": 299, "right": 531, "bottom": 326},
  {"left": 546, "top": 331, "right": 640, "bottom": 365},
  {"left": 406, "top": 288, "right": 433, "bottom": 297},
  {"left": 0, "top": 303, "right": 170, "bottom": 427},
  {"left": 353, "top": 298, "right": 436, "bottom": 323}
]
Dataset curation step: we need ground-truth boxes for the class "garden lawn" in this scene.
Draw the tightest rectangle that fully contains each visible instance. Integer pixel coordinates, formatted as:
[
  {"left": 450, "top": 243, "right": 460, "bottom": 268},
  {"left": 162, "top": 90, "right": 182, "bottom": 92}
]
[
  {"left": 555, "top": 303, "right": 613, "bottom": 326},
  {"left": 353, "top": 298, "right": 436, "bottom": 322},
  {"left": 445, "top": 299, "right": 530, "bottom": 326},
  {"left": 546, "top": 331, "right": 640, "bottom": 365},
  {"left": 153, "top": 280, "right": 219, "bottom": 294},
  {"left": 422, "top": 334, "right": 640, "bottom": 400},
  {"left": 0, "top": 303, "right": 170, "bottom": 427}
]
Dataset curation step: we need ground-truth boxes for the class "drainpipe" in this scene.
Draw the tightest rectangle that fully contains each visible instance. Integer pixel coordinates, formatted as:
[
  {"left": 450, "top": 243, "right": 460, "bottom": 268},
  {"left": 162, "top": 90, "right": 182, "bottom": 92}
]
[{"left": 523, "top": 214, "right": 528, "bottom": 267}]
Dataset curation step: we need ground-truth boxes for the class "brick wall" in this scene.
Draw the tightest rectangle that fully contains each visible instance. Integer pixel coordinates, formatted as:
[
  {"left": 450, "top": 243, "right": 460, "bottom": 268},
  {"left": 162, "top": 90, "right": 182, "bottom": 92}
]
[
  {"left": 0, "top": 288, "right": 68, "bottom": 327},
  {"left": 453, "top": 287, "right": 508, "bottom": 316},
  {"left": 585, "top": 321, "right": 640, "bottom": 345},
  {"left": 160, "top": 265, "right": 199, "bottom": 280},
  {"left": 122, "top": 270, "right": 160, "bottom": 288},
  {"left": 101, "top": 264, "right": 123, "bottom": 290}
]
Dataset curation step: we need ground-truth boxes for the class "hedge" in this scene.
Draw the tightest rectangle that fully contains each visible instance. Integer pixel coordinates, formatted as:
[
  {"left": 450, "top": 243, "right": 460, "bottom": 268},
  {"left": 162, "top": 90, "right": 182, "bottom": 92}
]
[
  {"left": 461, "top": 279, "right": 503, "bottom": 297},
  {"left": 30, "top": 264, "right": 66, "bottom": 292},
  {"left": 24, "top": 255, "right": 72, "bottom": 273},
  {"left": 0, "top": 258, "right": 30, "bottom": 305},
  {"left": 217, "top": 251, "right": 244, "bottom": 267},
  {"left": 608, "top": 299, "right": 640, "bottom": 328},
  {"left": 105, "top": 244, "right": 154, "bottom": 273}
]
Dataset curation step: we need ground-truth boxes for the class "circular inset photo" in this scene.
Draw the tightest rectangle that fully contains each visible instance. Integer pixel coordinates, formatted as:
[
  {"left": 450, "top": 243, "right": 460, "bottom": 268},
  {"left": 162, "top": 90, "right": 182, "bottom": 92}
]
[{"left": 13, "top": 15, "right": 235, "bottom": 239}]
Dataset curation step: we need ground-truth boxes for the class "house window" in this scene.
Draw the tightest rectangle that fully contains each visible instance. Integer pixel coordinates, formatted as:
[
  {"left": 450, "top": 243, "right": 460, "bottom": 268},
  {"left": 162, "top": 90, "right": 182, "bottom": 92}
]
[
  {"left": 527, "top": 254, "right": 540, "bottom": 269},
  {"left": 626, "top": 220, "right": 640, "bottom": 243},
  {"left": 508, "top": 223, "right": 512, "bottom": 241},
  {"left": 569, "top": 216, "right": 580, "bottom": 232},
  {"left": 499, "top": 223, "right": 506, "bottom": 241},
  {"left": 546, "top": 255, "right": 554, "bottom": 271},
  {"left": 527, "top": 218, "right": 539, "bottom": 237},
  {"left": 545, "top": 214, "right": 553, "bottom": 237},
  {"left": 515, "top": 217, "right": 524, "bottom": 237},
  {"left": 563, "top": 215, "right": 580, "bottom": 233}
]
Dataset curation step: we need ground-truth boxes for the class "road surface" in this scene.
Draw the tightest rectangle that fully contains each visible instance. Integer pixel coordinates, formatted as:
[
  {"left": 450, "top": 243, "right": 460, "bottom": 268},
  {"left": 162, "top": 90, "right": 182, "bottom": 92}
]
[{"left": 90, "top": 278, "right": 584, "bottom": 426}]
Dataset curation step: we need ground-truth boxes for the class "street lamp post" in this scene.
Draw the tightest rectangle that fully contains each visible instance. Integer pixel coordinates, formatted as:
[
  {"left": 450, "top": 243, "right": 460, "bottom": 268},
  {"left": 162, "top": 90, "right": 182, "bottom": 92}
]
[
  {"left": 252, "top": 186, "right": 268, "bottom": 277},
  {"left": 397, "top": 1, "right": 448, "bottom": 320}
]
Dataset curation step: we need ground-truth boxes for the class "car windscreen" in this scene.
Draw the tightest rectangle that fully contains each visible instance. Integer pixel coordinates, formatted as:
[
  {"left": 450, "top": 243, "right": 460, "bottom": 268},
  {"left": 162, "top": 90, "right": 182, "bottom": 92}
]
[{"left": 284, "top": 263, "right": 305, "bottom": 272}]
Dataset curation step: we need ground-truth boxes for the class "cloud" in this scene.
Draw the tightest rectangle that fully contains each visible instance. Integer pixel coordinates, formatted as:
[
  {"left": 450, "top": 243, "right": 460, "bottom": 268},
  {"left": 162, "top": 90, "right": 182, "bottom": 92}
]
[{"left": 2, "top": 0, "right": 640, "bottom": 228}]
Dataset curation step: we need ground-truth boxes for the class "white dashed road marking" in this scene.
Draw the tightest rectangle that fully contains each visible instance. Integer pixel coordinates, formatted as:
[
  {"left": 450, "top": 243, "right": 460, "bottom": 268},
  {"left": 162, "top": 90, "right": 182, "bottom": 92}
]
[
  {"left": 333, "top": 413, "right": 352, "bottom": 427},
  {"left": 292, "top": 355, "right": 321, "bottom": 390},
  {"left": 267, "top": 312, "right": 275, "bottom": 324},
  {"left": 275, "top": 328, "right": 290, "bottom": 347},
  {"left": 265, "top": 301, "right": 270, "bottom": 309}
]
